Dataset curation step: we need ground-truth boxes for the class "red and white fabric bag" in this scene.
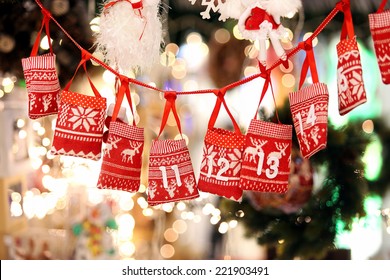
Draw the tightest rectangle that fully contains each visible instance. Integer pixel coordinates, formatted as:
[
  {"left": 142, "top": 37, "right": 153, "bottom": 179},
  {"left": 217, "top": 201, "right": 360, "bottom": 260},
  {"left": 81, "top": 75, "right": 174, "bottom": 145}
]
[
  {"left": 147, "top": 91, "right": 199, "bottom": 206},
  {"left": 197, "top": 89, "right": 245, "bottom": 201},
  {"left": 21, "top": 10, "right": 60, "bottom": 119},
  {"left": 369, "top": 0, "right": 390, "bottom": 84},
  {"left": 289, "top": 41, "right": 329, "bottom": 159},
  {"left": 97, "top": 76, "right": 144, "bottom": 192},
  {"left": 51, "top": 50, "right": 106, "bottom": 160},
  {"left": 240, "top": 74, "right": 292, "bottom": 193},
  {"left": 336, "top": 1, "right": 367, "bottom": 115}
]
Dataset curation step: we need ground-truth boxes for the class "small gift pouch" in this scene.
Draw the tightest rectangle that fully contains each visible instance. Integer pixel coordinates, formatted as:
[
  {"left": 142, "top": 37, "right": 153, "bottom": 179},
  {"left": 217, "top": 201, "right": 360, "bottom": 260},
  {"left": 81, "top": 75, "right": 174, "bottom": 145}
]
[
  {"left": 51, "top": 50, "right": 106, "bottom": 160},
  {"left": 21, "top": 10, "right": 60, "bottom": 119},
  {"left": 289, "top": 41, "right": 329, "bottom": 159},
  {"left": 97, "top": 76, "right": 144, "bottom": 192},
  {"left": 369, "top": 0, "right": 390, "bottom": 84},
  {"left": 197, "top": 89, "right": 245, "bottom": 201},
  {"left": 240, "top": 74, "right": 292, "bottom": 193},
  {"left": 336, "top": 2, "right": 367, "bottom": 115},
  {"left": 147, "top": 91, "right": 199, "bottom": 206}
]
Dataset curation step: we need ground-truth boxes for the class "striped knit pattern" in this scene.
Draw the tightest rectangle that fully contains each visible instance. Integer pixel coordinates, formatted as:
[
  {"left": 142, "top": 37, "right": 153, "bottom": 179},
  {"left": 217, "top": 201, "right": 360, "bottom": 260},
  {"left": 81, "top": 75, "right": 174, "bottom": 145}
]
[
  {"left": 97, "top": 121, "right": 144, "bottom": 192},
  {"left": 109, "top": 121, "right": 144, "bottom": 141},
  {"left": 147, "top": 139, "right": 199, "bottom": 206},
  {"left": 289, "top": 83, "right": 329, "bottom": 159},
  {"left": 197, "top": 128, "right": 245, "bottom": 202},
  {"left": 369, "top": 9, "right": 390, "bottom": 84},
  {"left": 239, "top": 119, "right": 292, "bottom": 193},
  {"left": 51, "top": 91, "right": 106, "bottom": 161},
  {"left": 149, "top": 138, "right": 187, "bottom": 154},
  {"left": 336, "top": 37, "right": 367, "bottom": 115},
  {"left": 21, "top": 54, "right": 60, "bottom": 119}
]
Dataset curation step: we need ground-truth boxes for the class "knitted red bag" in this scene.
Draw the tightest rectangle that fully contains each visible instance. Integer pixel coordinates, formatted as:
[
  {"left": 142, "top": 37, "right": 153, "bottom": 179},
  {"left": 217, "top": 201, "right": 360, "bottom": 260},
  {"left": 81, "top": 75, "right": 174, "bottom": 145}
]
[
  {"left": 51, "top": 51, "right": 106, "bottom": 160},
  {"left": 369, "top": 0, "right": 390, "bottom": 84},
  {"left": 147, "top": 91, "right": 199, "bottom": 206},
  {"left": 336, "top": 3, "right": 367, "bottom": 115},
  {"left": 240, "top": 74, "right": 292, "bottom": 193},
  {"left": 197, "top": 89, "right": 245, "bottom": 201},
  {"left": 21, "top": 11, "right": 60, "bottom": 119},
  {"left": 289, "top": 42, "right": 329, "bottom": 159},
  {"left": 97, "top": 76, "right": 144, "bottom": 192}
]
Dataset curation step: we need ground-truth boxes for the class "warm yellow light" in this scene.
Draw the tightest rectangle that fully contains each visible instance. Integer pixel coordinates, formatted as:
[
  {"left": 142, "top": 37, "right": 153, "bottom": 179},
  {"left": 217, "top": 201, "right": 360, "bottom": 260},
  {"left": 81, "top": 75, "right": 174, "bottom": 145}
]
[
  {"left": 160, "top": 244, "right": 175, "bottom": 259},
  {"left": 214, "top": 28, "right": 231, "bottom": 44},
  {"left": 164, "top": 228, "right": 179, "bottom": 243}
]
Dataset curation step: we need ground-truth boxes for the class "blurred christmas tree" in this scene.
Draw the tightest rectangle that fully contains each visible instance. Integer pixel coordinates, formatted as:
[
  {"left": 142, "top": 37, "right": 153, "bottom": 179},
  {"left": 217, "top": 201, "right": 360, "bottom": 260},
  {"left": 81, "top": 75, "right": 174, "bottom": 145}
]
[{"left": 219, "top": 101, "right": 390, "bottom": 259}]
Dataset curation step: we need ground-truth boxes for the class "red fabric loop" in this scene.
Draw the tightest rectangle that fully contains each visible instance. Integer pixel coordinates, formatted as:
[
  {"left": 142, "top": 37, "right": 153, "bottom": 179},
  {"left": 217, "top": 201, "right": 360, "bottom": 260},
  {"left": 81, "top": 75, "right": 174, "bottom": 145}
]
[
  {"left": 81, "top": 49, "right": 92, "bottom": 61},
  {"left": 378, "top": 0, "right": 388, "bottom": 13},
  {"left": 131, "top": 1, "right": 143, "bottom": 10},
  {"left": 105, "top": 0, "right": 130, "bottom": 9},
  {"left": 164, "top": 90, "right": 177, "bottom": 101},
  {"left": 158, "top": 91, "right": 182, "bottom": 138},
  {"left": 299, "top": 40, "right": 313, "bottom": 51},
  {"left": 298, "top": 42, "right": 319, "bottom": 89}
]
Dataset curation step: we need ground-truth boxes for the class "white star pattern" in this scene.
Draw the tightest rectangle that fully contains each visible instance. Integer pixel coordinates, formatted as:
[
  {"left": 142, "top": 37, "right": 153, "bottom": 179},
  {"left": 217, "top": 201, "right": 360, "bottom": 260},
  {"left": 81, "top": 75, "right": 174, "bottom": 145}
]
[
  {"left": 188, "top": 0, "right": 224, "bottom": 19},
  {"left": 68, "top": 106, "right": 99, "bottom": 131},
  {"left": 200, "top": 144, "right": 217, "bottom": 171},
  {"left": 350, "top": 71, "right": 365, "bottom": 99}
]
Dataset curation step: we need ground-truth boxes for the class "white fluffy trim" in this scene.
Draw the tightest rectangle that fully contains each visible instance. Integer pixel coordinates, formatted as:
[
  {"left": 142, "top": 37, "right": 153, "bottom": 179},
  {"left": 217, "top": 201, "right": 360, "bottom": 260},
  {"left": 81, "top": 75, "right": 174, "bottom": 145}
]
[
  {"left": 264, "top": 0, "right": 302, "bottom": 19},
  {"left": 95, "top": 0, "right": 163, "bottom": 74}
]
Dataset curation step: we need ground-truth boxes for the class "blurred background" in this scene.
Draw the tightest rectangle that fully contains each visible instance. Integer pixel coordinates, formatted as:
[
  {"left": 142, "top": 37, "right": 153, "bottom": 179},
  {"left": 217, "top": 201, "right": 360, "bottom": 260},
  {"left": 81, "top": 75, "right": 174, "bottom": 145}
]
[{"left": 0, "top": 0, "right": 390, "bottom": 260}]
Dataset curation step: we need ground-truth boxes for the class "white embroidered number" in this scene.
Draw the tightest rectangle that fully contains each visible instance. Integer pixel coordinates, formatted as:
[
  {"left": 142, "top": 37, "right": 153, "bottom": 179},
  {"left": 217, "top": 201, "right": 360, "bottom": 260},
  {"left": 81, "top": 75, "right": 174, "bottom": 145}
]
[
  {"left": 159, "top": 165, "right": 182, "bottom": 189},
  {"left": 206, "top": 156, "right": 229, "bottom": 181},
  {"left": 296, "top": 104, "right": 317, "bottom": 134},
  {"left": 216, "top": 158, "right": 229, "bottom": 181},
  {"left": 265, "top": 156, "right": 279, "bottom": 179},
  {"left": 256, "top": 152, "right": 279, "bottom": 179}
]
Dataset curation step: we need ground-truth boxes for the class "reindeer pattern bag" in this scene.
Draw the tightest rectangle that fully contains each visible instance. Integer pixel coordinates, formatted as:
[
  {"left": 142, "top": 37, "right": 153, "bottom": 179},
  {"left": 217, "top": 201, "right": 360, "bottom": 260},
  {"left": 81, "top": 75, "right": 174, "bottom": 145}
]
[
  {"left": 97, "top": 78, "right": 144, "bottom": 192},
  {"left": 369, "top": 0, "right": 390, "bottom": 84},
  {"left": 21, "top": 11, "right": 60, "bottom": 119},
  {"left": 197, "top": 90, "right": 245, "bottom": 201},
  {"left": 240, "top": 77, "right": 292, "bottom": 193},
  {"left": 147, "top": 91, "right": 199, "bottom": 206},
  {"left": 289, "top": 41, "right": 329, "bottom": 159}
]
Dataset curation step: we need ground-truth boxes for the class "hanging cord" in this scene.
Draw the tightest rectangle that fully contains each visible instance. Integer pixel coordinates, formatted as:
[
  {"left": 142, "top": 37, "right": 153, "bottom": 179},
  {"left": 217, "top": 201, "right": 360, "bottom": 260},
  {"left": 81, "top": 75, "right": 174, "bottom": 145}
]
[{"left": 33, "top": 0, "right": 346, "bottom": 97}]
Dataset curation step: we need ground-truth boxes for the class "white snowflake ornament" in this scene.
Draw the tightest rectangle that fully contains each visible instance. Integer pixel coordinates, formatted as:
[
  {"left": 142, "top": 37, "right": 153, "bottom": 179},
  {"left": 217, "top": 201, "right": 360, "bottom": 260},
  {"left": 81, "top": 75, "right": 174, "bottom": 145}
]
[{"left": 188, "top": 0, "right": 225, "bottom": 20}]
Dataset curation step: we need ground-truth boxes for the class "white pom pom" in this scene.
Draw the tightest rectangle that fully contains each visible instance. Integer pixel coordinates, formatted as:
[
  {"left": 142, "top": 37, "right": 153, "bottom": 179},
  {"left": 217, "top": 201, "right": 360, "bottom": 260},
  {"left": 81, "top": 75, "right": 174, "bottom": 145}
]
[
  {"left": 95, "top": 0, "right": 164, "bottom": 74},
  {"left": 264, "top": 0, "right": 302, "bottom": 19},
  {"left": 218, "top": 0, "right": 245, "bottom": 21}
]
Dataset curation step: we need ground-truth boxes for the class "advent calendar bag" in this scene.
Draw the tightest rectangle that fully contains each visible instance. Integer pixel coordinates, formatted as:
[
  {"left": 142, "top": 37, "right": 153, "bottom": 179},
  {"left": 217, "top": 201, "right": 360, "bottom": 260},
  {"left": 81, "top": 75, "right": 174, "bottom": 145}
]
[
  {"left": 21, "top": 11, "right": 60, "bottom": 119},
  {"left": 336, "top": 4, "right": 367, "bottom": 115},
  {"left": 51, "top": 51, "right": 106, "bottom": 160},
  {"left": 289, "top": 42, "right": 329, "bottom": 159},
  {"left": 97, "top": 77, "right": 144, "bottom": 192},
  {"left": 147, "top": 91, "right": 199, "bottom": 206},
  {"left": 369, "top": 0, "right": 390, "bottom": 84},
  {"left": 240, "top": 76, "right": 292, "bottom": 193},
  {"left": 197, "top": 90, "right": 245, "bottom": 201}
]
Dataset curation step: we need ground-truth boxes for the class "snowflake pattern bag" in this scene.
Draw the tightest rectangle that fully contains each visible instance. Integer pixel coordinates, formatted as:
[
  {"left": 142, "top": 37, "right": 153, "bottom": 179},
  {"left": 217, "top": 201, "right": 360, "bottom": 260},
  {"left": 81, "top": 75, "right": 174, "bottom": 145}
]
[
  {"left": 97, "top": 77, "right": 144, "bottom": 192},
  {"left": 197, "top": 90, "right": 245, "bottom": 201},
  {"left": 336, "top": 4, "right": 367, "bottom": 115},
  {"left": 240, "top": 76, "right": 292, "bottom": 193},
  {"left": 147, "top": 91, "right": 199, "bottom": 206},
  {"left": 51, "top": 51, "right": 106, "bottom": 160},
  {"left": 369, "top": 0, "right": 390, "bottom": 84},
  {"left": 21, "top": 11, "right": 60, "bottom": 119},
  {"left": 289, "top": 42, "right": 329, "bottom": 159}
]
